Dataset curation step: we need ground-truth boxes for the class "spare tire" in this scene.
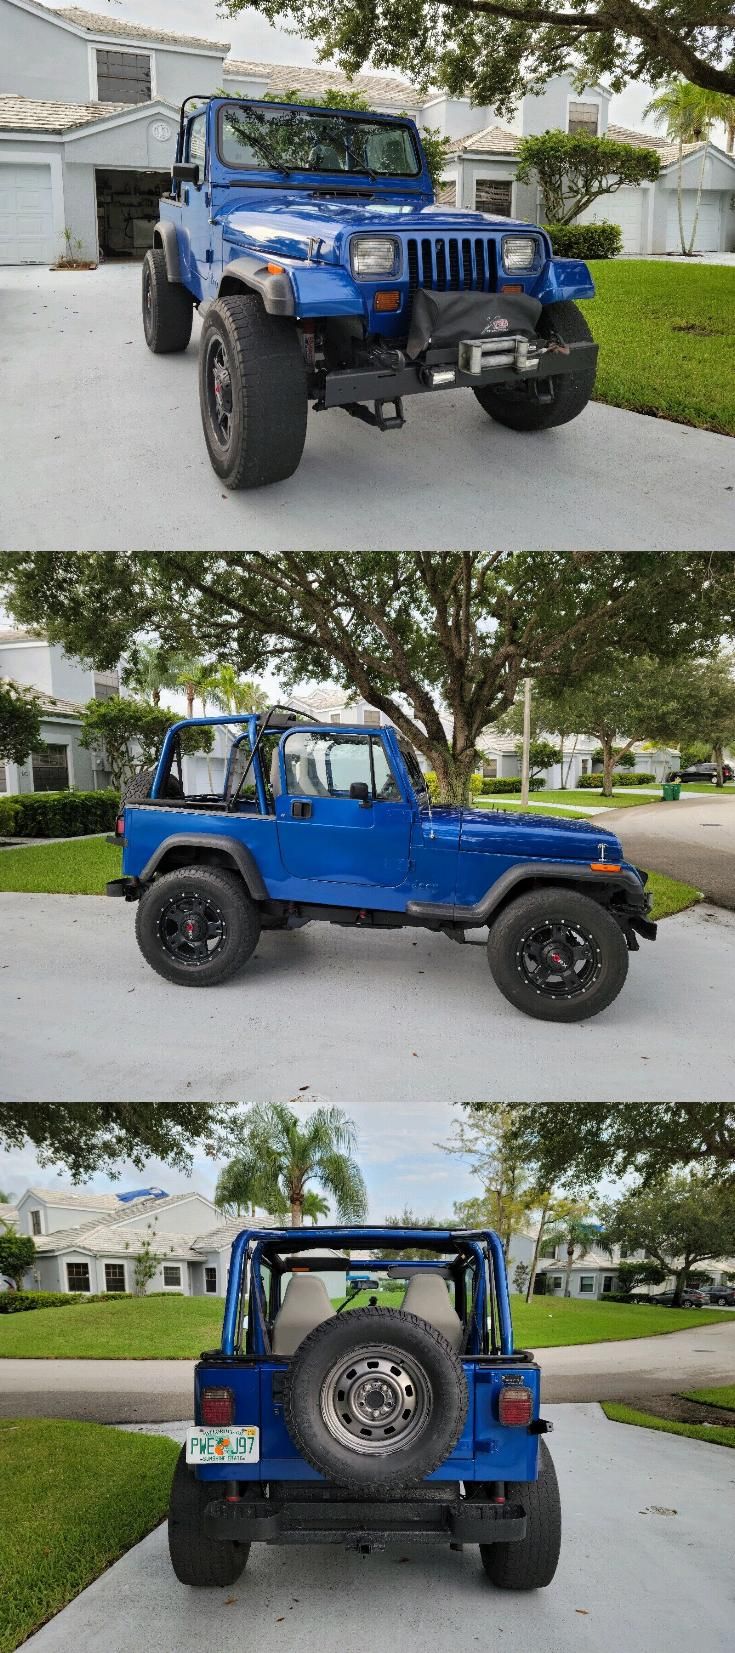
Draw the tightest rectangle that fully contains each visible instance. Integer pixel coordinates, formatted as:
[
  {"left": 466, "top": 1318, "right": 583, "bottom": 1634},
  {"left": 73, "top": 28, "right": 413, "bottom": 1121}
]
[
  {"left": 120, "top": 766, "right": 183, "bottom": 805},
  {"left": 283, "top": 1307, "right": 468, "bottom": 1492}
]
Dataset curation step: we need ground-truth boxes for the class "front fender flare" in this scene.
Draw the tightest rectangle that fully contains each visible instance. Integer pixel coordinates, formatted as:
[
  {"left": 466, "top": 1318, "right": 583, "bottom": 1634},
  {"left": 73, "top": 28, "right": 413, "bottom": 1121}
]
[
  {"left": 219, "top": 255, "right": 366, "bottom": 322},
  {"left": 139, "top": 833, "right": 268, "bottom": 902},
  {"left": 407, "top": 861, "right": 650, "bottom": 927}
]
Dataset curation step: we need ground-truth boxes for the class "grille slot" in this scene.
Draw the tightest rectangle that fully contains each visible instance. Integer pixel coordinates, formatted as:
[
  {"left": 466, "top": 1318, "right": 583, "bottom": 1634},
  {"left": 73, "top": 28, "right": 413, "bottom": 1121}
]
[{"left": 405, "top": 236, "right": 496, "bottom": 293}]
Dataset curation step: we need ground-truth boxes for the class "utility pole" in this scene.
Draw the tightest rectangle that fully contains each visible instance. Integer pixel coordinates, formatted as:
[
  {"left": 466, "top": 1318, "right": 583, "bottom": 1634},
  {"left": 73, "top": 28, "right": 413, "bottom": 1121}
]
[{"left": 520, "top": 677, "right": 532, "bottom": 806}]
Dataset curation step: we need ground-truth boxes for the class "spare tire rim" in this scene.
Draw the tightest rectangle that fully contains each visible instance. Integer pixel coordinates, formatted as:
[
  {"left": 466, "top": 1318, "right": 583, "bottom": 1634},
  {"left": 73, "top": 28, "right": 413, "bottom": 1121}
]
[
  {"left": 156, "top": 888, "right": 227, "bottom": 967},
  {"left": 320, "top": 1344, "right": 432, "bottom": 1456},
  {"left": 516, "top": 918, "right": 601, "bottom": 999}
]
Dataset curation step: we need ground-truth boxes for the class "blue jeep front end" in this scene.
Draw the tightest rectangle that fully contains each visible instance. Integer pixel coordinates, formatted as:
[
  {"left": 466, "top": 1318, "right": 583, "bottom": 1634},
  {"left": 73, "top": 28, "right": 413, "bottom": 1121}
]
[
  {"left": 168, "top": 1226, "right": 559, "bottom": 1584},
  {"left": 143, "top": 97, "right": 599, "bottom": 487}
]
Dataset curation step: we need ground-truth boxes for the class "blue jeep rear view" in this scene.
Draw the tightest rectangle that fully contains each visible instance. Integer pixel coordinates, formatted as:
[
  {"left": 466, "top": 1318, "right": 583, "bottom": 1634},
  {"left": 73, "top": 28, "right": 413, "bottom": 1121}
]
[
  {"left": 142, "top": 96, "right": 599, "bottom": 488},
  {"left": 168, "top": 1224, "right": 560, "bottom": 1590},
  {"left": 107, "top": 706, "right": 656, "bottom": 1022}
]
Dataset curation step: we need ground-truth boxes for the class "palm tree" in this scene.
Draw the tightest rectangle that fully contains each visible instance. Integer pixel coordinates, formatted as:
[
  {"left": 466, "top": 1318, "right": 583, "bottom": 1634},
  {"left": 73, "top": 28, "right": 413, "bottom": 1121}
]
[
  {"left": 542, "top": 1201, "right": 601, "bottom": 1298},
  {"left": 644, "top": 80, "right": 718, "bottom": 254},
  {"left": 217, "top": 1104, "right": 368, "bottom": 1227},
  {"left": 123, "top": 644, "right": 180, "bottom": 708},
  {"left": 207, "top": 665, "right": 268, "bottom": 716},
  {"left": 214, "top": 1158, "right": 288, "bottom": 1220},
  {"left": 302, "top": 1190, "right": 330, "bottom": 1225}
]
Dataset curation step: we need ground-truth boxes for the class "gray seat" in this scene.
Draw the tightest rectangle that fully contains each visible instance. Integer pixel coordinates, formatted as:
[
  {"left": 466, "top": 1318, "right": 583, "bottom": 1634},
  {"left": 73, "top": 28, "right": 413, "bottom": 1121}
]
[
  {"left": 401, "top": 1272, "right": 463, "bottom": 1350},
  {"left": 271, "top": 1274, "right": 335, "bottom": 1357}
]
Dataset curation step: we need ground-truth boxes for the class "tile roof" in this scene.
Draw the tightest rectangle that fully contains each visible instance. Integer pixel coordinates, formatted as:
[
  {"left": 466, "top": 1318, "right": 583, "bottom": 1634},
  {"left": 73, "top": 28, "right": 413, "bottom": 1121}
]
[
  {"left": 34, "top": 2, "right": 228, "bottom": 51},
  {"left": 0, "top": 1208, "right": 20, "bottom": 1229},
  {"left": 25, "top": 1186, "right": 123, "bottom": 1209},
  {"left": 447, "top": 123, "right": 520, "bottom": 156},
  {"left": 224, "top": 58, "right": 419, "bottom": 107},
  {"left": 0, "top": 628, "right": 45, "bottom": 644},
  {"left": 606, "top": 122, "right": 702, "bottom": 167},
  {"left": 0, "top": 94, "right": 134, "bottom": 131},
  {"left": 0, "top": 679, "right": 86, "bottom": 718}
]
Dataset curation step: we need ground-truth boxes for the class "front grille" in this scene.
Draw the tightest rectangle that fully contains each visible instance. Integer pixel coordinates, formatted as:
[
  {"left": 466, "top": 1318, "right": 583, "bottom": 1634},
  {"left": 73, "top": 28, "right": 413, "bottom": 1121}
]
[{"left": 406, "top": 236, "right": 497, "bottom": 295}]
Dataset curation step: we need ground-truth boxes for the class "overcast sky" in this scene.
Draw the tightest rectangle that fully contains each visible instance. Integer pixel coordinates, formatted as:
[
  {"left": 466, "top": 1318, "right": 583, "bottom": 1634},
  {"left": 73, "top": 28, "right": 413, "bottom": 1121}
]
[
  {"left": 0, "top": 1101, "right": 481, "bottom": 1223},
  {"left": 44, "top": 0, "right": 668, "bottom": 134}
]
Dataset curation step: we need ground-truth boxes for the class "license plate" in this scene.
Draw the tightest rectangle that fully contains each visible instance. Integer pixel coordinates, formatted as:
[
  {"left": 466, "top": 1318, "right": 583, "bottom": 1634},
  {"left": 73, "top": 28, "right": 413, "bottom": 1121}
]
[{"left": 186, "top": 1426, "right": 259, "bottom": 1464}]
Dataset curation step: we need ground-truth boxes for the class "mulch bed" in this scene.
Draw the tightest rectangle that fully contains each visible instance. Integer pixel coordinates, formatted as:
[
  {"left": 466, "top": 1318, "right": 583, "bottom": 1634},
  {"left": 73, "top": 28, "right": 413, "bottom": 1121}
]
[{"left": 625, "top": 1393, "right": 735, "bottom": 1428}]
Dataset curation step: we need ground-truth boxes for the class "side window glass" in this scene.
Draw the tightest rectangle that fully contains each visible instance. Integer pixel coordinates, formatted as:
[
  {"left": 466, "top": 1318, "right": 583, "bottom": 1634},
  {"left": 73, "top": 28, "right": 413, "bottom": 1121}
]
[
  {"left": 188, "top": 112, "right": 206, "bottom": 167},
  {"left": 284, "top": 732, "right": 372, "bottom": 798},
  {"left": 371, "top": 738, "right": 401, "bottom": 802}
]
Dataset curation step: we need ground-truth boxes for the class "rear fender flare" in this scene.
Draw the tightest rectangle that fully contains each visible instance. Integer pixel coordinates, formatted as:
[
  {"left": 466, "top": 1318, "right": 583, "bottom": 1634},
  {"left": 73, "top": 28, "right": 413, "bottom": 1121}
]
[
  {"left": 153, "top": 220, "right": 182, "bottom": 285},
  {"left": 139, "top": 833, "right": 268, "bottom": 902}
]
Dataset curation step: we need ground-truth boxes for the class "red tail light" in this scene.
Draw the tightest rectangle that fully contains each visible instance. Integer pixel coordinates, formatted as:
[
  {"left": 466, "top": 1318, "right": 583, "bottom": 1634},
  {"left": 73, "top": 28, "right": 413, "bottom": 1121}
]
[
  {"left": 498, "top": 1383, "right": 533, "bottom": 1427},
  {"left": 115, "top": 814, "right": 125, "bottom": 838},
  {"left": 200, "top": 1386, "right": 234, "bottom": 1426}
]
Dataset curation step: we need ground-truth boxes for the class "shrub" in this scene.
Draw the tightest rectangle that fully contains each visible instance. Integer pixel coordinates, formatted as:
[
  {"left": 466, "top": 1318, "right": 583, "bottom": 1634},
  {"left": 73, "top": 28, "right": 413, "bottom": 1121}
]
[
  {"left": 0, "top": 788, "right": 119, "bottom": 838},
  {"left": 544, "top": 221, "right": 623, "bottom": 260},
  {"left": 576, "top": 772, "right": 656, "bottom": 788},
  {"left": 0, "top": 1290, "right": 132, "bottom": 1312},
  {"left": 480, "top": 777, "right": 546, "bottom": 795}
]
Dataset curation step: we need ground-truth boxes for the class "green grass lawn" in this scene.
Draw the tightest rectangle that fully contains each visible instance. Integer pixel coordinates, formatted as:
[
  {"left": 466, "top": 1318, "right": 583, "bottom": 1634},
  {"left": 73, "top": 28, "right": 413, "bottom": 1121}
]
[
  {"left": 602, "top": 1401, "right": 735, "bottom": 1450},
  {"left": 680, "top": 1384, "right": 735, "bottom": 1411},
  {"left": 0, "top": 1418, "right": 179, "bottom": 1652},
  {"left": 580, "top": 261, "right": 735, "bottom": 436},
  {"left": 0, "top": 836, "right": 120, "bottom": 895},
  {"left": 477, "top": 789, "right": 657, "bottom": 811},
  {"left": 511, "top": 1295, "right": 731, "bottom": 1347},
  {"left": 677, "top": 782, "right": 735, "bottom": 794},
  {"left": 0, "top": 1293, "right": 225, "bottom": 1359},
  {"left": 645, "top": 870, "right": 702, "bottom": 920}
]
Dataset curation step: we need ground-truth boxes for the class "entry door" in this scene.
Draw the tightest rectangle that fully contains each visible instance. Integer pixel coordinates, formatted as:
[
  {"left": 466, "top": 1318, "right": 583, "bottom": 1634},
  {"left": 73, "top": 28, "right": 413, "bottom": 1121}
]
[
  {"left": 275, "top": 730, "right": 413, "bottom": 888},
  {"left": 0, "top": 163, "right": 55, "bottom": 264}
]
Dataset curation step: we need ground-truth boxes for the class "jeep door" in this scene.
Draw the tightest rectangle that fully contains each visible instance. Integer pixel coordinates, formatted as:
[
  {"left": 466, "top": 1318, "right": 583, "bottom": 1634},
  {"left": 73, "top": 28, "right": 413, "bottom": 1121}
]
[
  {"left": 182, "top": 110, "right": 214, "bottom": 297},
  {"left": 274, "top": 729, "right": 412, "bottom": 887}
]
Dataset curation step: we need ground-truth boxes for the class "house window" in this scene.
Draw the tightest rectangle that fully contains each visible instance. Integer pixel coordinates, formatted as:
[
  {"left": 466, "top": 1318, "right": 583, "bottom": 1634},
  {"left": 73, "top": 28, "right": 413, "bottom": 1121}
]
[
  {"left": 568, "top": 101, "right": 599, "bottom": 136},
  {"left": 205, "top": 1267, "right": 218, "bottom": 1294},
  {"left": 551, "top": 1276, "right": 563, "bottom": 1290},
  {"left": 475, "top": 180, "right": 513, "bottom": 215},
  {"left": 105, "top": 1263, "right": 125, "bottom": 1292},
  {"left": 67, "top": 1262, "right": 90, "bottom": 1292},
  {"left": 0, "top": 763, "right": 6, "bottom": 793},
  {"left": 602, "top": 1275, "right": 614, "bottom": 1294},
  {"left": 331, "top": 713, "right": 341, "bottom": 723},
  {"left": 93, "top": 679, "right": 118, "bottom": 702},
  {"left": 579, "top": 1275, "right": 595, "bottom": 1294},
  {"left": 163, "top": 1264, "right": 182, "bottom": 1288},
  {"left": 31, "top": 744, "right": 69, "bottom": 792},
  {"left": 96, "top": 49, "right": 152, "bottom": 104},
  {"left": 30, "top": 1210, "right": 41, "bottom": 1236},
  {"left": 363, "top": 709, "right": 381, "bottom": 727},
  {"left": 482, "top": 759, "right": 498, "bottom": 779},
  {"left": 580, "top": 759, "right": 590, "bottom": 775}
]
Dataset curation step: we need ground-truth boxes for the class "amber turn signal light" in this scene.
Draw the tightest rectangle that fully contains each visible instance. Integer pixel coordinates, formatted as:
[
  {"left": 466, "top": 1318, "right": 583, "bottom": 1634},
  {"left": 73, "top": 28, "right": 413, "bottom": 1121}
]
[
  {"left": 267, "top": 262, "right": 285, "bottom": 275},
  {"left": 589, "top": 862, "right": 621, "bottom": 872},
  {"left": 374, "top": 290, "right": 400, "bottom": 312},
  {"left": 501, "top": 283, "right": 523, "bottom": 293}
]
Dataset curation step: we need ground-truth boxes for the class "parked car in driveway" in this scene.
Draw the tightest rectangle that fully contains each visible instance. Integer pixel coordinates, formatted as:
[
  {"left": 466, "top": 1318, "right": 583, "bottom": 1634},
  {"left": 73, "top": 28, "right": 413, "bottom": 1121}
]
[
  {"left": 667, "top": 762, "right": 734, "bottom": 784},
  {"left": 704, "top": 1284, "right": 735, "bottom": 1307},
  {"left": 645, "top": 1288, "right": 709, "bottom": 1308}
]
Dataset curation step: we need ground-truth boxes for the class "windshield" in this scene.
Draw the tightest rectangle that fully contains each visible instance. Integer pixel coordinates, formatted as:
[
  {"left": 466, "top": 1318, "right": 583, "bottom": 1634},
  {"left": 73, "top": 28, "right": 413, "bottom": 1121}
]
[
  {"left": 218, "top": 103, "right": 421, "bottom": 178},
  {"left": 397, "top": 735, "right": 429, "bottom": 800}
]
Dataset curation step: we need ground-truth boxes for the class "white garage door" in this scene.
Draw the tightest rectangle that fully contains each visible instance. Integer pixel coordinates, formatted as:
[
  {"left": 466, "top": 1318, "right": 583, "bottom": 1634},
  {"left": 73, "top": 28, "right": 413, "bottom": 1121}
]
[
  {"left": 666, "top": 192, "right": 721, "bottom": 253},
  {"left": 0, "top": 162, "right": 56, "bottom": 264},
  {"left": 608, "top": 189, "right": 645, "bottom": 254}
]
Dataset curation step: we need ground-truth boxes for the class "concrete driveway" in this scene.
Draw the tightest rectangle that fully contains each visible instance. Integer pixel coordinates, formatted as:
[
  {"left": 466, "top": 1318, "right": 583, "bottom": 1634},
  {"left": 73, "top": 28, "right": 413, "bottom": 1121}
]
[
  {"left": 3, "top": 1321, "right": 733, "bottom": 1421},
  {"left": 2, "top": 893, "right": 733, "bottom": 1102},
  {"left": 611, "top": 795, "right": 735, "bottom": 911},
  {"left": 1, "top": 265, "right": 733, "bottom": 552},
  {"left": 19, "top": 1405, "right": 735, "bottom": 1653}
]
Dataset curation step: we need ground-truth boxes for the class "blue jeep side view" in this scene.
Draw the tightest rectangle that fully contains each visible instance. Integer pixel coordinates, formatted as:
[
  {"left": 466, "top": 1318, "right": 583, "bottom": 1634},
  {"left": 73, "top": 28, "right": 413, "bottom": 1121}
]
[
  {"left": 168, "top": 1224, "right": 561, "bottom": 1590},
  {"left": 142, "top": 96, "right": 599, "bottom": 488},
  {"left": 106, "top": 706, "right": 656, "bottom": 1022}
]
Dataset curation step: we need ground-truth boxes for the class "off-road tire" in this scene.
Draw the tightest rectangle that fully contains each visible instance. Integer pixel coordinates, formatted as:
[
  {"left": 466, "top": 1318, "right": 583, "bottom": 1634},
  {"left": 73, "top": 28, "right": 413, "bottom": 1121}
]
[
  {"left": 283, "top": 1307, "right": 468, "bottom": 1493},
  {"left": 486, "top": 886, "right": 629, "bottom": 1023},
  {"left": 473, "top": 300, "right": 595, "bottom": 430},
  {"left": 479, "top": 1441, "right": 561, "bottom": 1590},
  {"left": 198, "top": 293, "right": 307, "bottom": 488},
  {"left": 142, "top": 248, "right": 193, "bottom": 354},
  {"left": 168, "top": 1445, "right": 249, "bottom": 1586},
  {"left": 135, "top": 864, "right": 261, "bottom": 987},
  {"left": 120, "top": 767, "right": 183, "bottom": 806}
]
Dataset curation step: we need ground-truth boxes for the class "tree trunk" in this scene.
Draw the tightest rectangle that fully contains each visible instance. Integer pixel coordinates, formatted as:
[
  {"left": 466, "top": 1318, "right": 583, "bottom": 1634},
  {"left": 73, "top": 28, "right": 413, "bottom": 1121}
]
[
  {"left": 686, "top": 142, "right": 709, "bottom": 256},
  {"left": 152, "top": 688, "right": 161, "bottom": 707},
  {"left": 526, "top": 1198, "right": 551, "bottom": 1303},
  {"left": 563, "top": 1243, "right": 575, "bottom": 1297},
  {"left": 677, "top": 136, "right": 687, "bottom": 254},
  {"left": 185, "top": 684, "right": 195, "bottom": 718},
  {"left": 431, "top": 747, "right": 478, "bottom": 805},
  {"left": 671, "top": 1267, "right": 688, "bottom": 1306},
  {"left": 713, "top": 742, "right": 724, "bottom": 787},
  {"left": 602, "top": 738, "right": 616, "bottom": 798},
  {"left": 290, "top": 1201, "right": 303, "bottom": 1227}
]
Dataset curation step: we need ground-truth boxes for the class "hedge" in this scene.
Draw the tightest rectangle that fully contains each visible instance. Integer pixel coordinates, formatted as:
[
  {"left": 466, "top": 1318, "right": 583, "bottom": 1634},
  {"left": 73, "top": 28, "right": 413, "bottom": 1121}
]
[
  {"left": 544, "top": 221, "right": 623, "bottom": 260},
  {"left": 0, "top": 1291, "right": 130, "bottom": 1313},
  {"left": 577, "top": 772, "right": 656, "bottom": 788},
  {"left": 0, "top": 789, "right": 119, "bottom": 838},
  {"left": 480, "top": 777, "right": 545, "bottom": 795}
]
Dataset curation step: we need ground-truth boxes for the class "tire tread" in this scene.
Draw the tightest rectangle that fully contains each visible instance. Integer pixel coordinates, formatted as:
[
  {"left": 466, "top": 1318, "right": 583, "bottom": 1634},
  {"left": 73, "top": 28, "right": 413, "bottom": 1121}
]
[
  {"left": 199, "top": 293, "right": 307, "bottom": 488},
  {"left": 143, "top": 248, "right": 193, "bottom": 354}
]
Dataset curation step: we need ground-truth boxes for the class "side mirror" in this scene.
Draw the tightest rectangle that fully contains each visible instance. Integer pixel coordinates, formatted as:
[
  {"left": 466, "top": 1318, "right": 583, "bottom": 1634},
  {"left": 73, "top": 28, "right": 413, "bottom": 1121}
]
[
  {"left": 172, "top": 161, "right": 200, "bottom": 187},
  {"left": 349, "top": 781, "right": 372, "bottom": 808}
]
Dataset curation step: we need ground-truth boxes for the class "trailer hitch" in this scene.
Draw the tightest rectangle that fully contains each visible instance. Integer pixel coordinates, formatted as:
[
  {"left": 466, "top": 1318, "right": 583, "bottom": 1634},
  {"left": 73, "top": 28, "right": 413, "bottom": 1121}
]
[{"left": 344, "top": 398, "right": 405, "bottom": 432}]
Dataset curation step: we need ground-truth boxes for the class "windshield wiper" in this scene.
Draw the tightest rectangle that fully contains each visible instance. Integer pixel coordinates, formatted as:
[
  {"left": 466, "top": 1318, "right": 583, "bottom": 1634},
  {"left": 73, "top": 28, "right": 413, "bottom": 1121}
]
[
  {"left": 339, "top": 138, "right": 377, "bottom": 180},
  {"left": 234, "top": 107, "right": 292, "bottom": 176}
]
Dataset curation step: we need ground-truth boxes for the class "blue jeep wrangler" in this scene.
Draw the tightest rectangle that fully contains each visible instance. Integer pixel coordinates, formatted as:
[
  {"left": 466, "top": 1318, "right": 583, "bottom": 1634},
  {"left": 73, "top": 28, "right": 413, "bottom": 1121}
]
[
  {"left": 168, "top": 1223, "right": 561, "bottom": 1589},
  {"left": 106, "top": 706, "right": 656, "bottom": 1022},
  {"left": 142, "top": 95, "right": 599, "bottom": 489}
]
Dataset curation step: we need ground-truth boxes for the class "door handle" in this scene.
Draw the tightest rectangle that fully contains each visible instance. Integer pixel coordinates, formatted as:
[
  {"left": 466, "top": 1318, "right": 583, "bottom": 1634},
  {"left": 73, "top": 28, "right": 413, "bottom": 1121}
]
[{"left": 291, "top": 800, "right": 312, "bottom": 819}]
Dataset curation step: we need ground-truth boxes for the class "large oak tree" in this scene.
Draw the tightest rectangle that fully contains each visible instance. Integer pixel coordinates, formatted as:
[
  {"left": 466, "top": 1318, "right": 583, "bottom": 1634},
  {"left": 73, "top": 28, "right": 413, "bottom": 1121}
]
[
  {"left": 2, "top": 553, "right": 733, "bottom": 803},
  {"left": 0, "top": 1104, "right": 229, "bottom": 1182},
  {"left": 464, "top": 1104, "right": 735, "bottom": 1188}
]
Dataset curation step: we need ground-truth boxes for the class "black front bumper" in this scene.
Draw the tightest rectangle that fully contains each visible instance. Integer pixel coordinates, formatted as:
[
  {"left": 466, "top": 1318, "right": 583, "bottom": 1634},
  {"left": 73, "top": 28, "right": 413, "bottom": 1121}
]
[
  {"left": 317, "top": 336, "right": 597, "bottom": 411},
  {"left": 204, "top": 1493, "right": 527, "bottom": 1550}
]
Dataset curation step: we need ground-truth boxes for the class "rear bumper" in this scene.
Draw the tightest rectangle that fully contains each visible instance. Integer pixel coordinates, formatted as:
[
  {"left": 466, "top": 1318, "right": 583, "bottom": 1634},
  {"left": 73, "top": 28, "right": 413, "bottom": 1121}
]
[
  {"left": 204, "top": 1494, "right": 527, "bottom": 1549},
  {"left": 317, "top": 336, "right": 597, "bottom": 411}
]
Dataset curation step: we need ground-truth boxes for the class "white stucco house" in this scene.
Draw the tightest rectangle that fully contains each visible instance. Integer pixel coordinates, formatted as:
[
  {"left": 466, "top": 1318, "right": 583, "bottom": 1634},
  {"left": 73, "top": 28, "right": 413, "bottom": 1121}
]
[
  {"left": 0, "top": 625, "right": 118, "bottom": 796},
  {"left": 1, "top": 0, "right": 733, "bottom": 265}
]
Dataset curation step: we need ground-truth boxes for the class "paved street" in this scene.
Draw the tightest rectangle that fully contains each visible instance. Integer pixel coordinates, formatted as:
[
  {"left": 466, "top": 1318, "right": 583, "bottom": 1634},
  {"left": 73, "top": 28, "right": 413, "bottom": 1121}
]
[
  {"left": 2, "top": 893, "right": 733, "bottom": 1102},
  {"left": 3, "top": 1321, "right": 733, "bottom": 1421},
  {"left": 610, "top": 794, "right": 735, "bottom": 910},
  {"left": 1, "top": 266, "right": 733, "bottom": 551},
  {"left": 19, "top": 1404, "right": 735, "bottom": 1653}
]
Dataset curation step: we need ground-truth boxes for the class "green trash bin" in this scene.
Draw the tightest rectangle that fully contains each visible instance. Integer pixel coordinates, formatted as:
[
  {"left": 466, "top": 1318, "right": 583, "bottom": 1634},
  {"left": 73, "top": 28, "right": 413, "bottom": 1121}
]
[{"left": 662, "top": 782, "right": 681, "bottom": 801}]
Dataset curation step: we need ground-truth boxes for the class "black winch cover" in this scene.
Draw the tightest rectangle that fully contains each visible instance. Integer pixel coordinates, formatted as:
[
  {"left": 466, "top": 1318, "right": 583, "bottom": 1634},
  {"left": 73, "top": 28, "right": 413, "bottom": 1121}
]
[{"left": 407, "top": 289, "right": 543, "bottom": 360}]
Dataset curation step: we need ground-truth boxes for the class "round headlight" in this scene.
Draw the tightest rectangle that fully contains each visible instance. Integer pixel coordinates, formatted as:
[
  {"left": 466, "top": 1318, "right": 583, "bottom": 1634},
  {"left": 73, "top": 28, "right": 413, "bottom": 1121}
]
[
  {"left": 351, "top": 237, "right": 400, "bottom": 276},
  {"left": 502, "top": 236, "right": 538, "bottom": 272}
]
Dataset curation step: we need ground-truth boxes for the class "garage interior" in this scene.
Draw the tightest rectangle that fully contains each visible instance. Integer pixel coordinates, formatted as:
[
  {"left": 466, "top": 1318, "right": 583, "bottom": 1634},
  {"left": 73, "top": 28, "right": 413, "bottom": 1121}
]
[{"left": 95, "top": 168, "right": 170, "bottom": 259}]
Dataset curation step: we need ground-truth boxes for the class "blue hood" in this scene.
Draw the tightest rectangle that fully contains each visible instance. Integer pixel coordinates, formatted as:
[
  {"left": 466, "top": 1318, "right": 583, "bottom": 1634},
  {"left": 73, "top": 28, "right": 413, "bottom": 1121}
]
[
  {"left": 432, "top": 804, "right": 624, "bottom": 864},
  {"left": 219, "top": 193, "right": 541, "bottom": 265}
]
